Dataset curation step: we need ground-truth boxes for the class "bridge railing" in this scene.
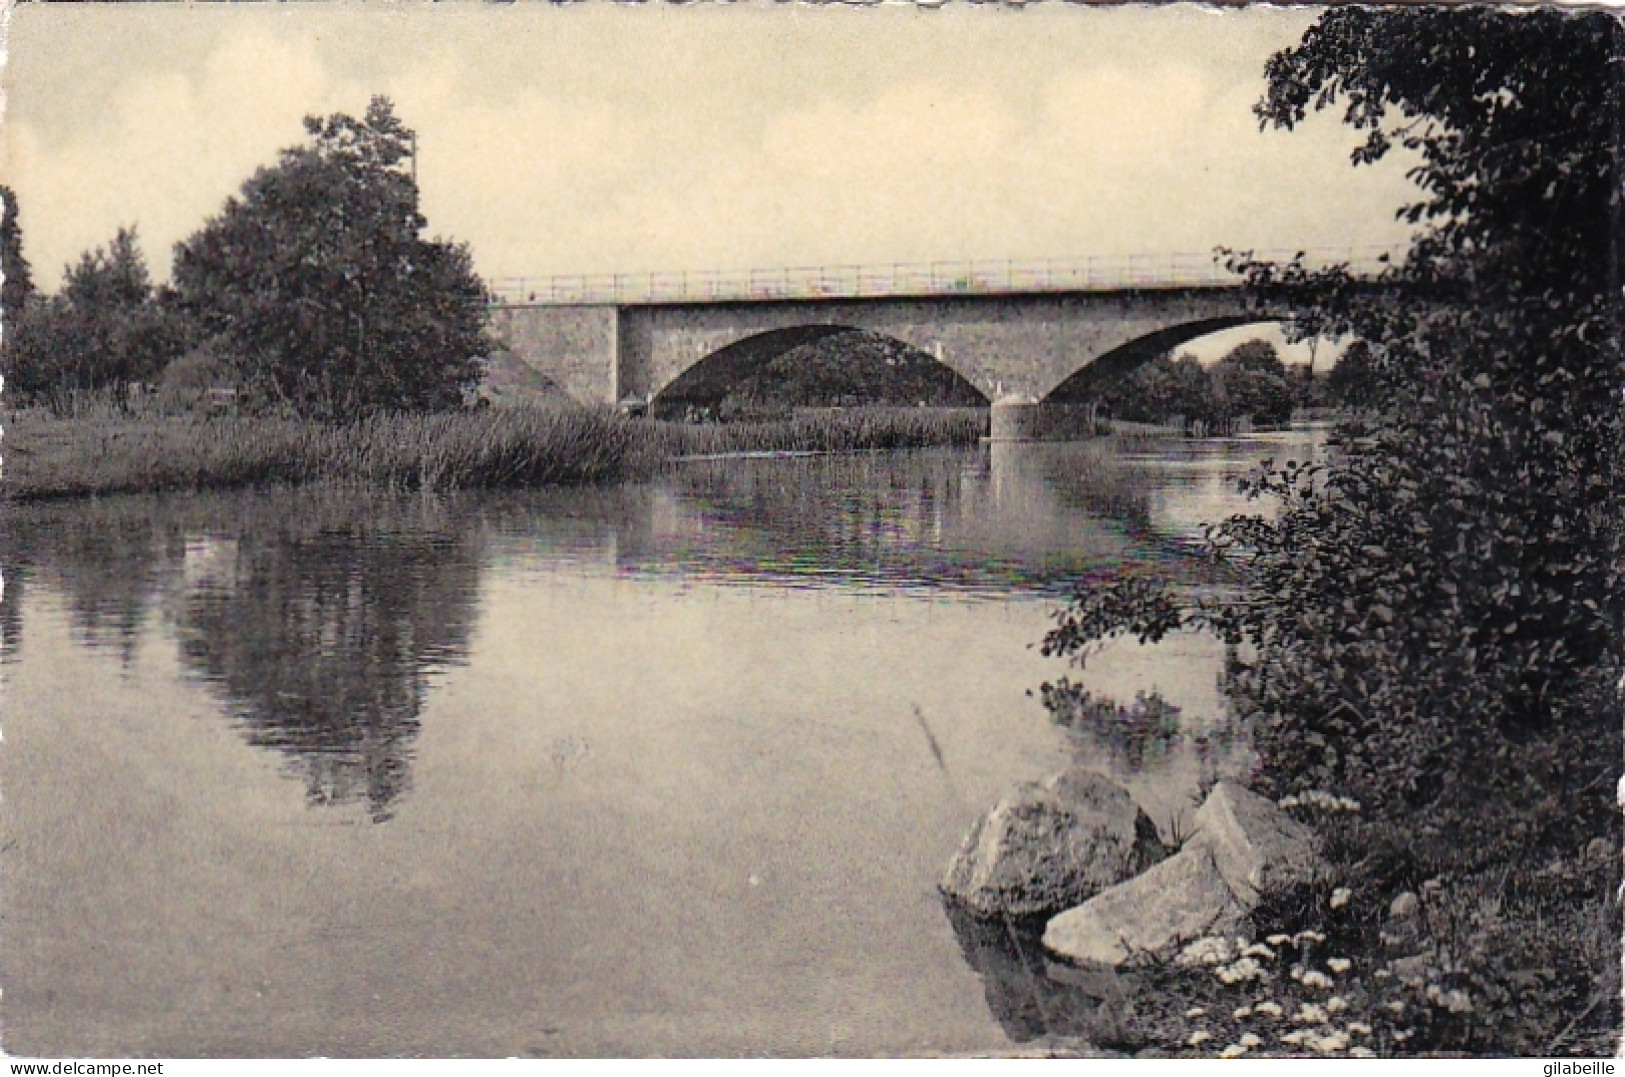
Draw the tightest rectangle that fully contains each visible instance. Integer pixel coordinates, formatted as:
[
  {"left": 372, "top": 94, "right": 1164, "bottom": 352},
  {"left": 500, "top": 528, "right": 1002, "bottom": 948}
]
[{"left": 487, "top": 247, "right": 1400, "bottom": 306}]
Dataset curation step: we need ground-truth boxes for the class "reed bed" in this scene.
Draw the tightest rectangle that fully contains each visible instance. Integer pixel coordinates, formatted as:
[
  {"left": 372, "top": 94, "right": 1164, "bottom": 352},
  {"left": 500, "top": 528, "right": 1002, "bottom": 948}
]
[
  {"left": 658, "top": 406, "right": 987, "bottom": 459},
  {"left": 3, "top": 404, "right": 987, "bottom": 502}
]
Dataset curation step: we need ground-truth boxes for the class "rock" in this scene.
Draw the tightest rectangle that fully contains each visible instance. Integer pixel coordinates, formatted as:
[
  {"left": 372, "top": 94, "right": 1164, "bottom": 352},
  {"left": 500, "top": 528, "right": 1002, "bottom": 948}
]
[
  {"left": 1187, "top": 781, "right": 1323, "bottom": 904},
  {"left": 942, "top": 768, "right": 1163, "bottom": 918},
  {"left": 1041, "top": 843, "right": 1249, "bottom": 966},
  {"left": 1388, "top": 891, "right": 1420, "bottom": 919}
]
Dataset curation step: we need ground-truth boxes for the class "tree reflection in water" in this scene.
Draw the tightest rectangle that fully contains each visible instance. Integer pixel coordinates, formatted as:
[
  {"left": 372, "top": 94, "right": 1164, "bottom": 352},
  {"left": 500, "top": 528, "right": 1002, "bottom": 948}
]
[
  {"left": 5, "top": 490, "right": 480, "bottom": 823},
  {"left": 173, "top": 495, "right": 480, "bottom": 822}
]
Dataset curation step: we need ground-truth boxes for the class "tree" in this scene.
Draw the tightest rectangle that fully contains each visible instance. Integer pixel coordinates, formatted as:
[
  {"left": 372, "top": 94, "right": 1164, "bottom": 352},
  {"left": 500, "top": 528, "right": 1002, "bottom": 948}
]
[
  {"left": 1040, "top": 11, "right": 1622, "bottom": 1054},
  {"left": 1097, "top": 351, "right": 1215, "bottom": 426},
  {"left": 0, "top": 185, "right": 34, "bottom": 336},
  {"left": 7, "top": 226, "right": 182, "bottom": 407},
  {"left": 1211, "top": 339, "right": 1294, "bottom": 426},
  {"left": 172, "top": 96, "right": 492, "bottom": 418},
  {"left": 1323, "top": 339, "right": 1378, "bottom": 408},
  {"left": 1050, "top": 8, "right": 1623, "bottom": 836}
]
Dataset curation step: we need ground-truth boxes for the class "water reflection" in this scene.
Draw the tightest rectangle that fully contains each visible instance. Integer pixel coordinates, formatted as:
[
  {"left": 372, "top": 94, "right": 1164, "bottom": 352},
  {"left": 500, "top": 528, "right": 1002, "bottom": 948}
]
[
  {"left": 1, "top": 433, "right": 1314, "bottom": 824},
  {"left": 172, "top": 502, "right": 480, "bottom": 822},
  {"left": 629, "top": 441, "right": 1216, "bottom": 596},
  {"left": 944, "top": 903, "right": 1141, "bottom": 1047},
  {"left": 7, "top": 498, "right": 173, "bottom": 665},
  {"left": 2, "top": 430, "right": 1328, "bottom": 1055},
  {"left": 0, "top": 563, "right": 25, "bottom": 665},
  {"left": 3, "top": 491, "right": 480, "bottom": 822}
]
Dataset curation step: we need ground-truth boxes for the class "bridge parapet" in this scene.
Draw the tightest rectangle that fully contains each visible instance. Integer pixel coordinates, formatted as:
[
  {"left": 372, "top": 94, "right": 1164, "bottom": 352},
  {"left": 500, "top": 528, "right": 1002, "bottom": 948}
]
[{"left": 488, "top": 247, "right": 1397, "bottom": 307}]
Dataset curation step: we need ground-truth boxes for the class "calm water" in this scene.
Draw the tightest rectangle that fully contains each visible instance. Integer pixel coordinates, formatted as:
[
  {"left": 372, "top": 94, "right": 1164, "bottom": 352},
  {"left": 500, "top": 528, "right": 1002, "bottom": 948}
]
[{"left": 0, "top": 429, "right": 1323, "bottom": 1057}]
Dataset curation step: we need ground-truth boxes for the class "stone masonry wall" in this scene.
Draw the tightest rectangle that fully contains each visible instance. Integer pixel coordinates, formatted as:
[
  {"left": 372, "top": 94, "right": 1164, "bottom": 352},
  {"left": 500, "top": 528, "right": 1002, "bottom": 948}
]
[{"left": 487, "top": 304, "right": 620, "bottom": 405}]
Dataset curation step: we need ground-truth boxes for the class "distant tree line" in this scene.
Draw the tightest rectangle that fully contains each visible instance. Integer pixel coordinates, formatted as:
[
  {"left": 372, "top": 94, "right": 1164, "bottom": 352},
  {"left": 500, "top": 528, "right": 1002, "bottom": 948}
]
[
  {"left": 2, "top": 97, "right": 493, "bottom": 419},
  {"left": 1093, "top": 337, "right": 1373, "bottom": 431}
]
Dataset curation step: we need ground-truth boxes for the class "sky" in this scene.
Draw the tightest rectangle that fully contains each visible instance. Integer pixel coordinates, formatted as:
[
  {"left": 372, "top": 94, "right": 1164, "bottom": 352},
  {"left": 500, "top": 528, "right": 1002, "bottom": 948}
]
[{"left": 1, "top": 3, "right": 1423, "bottom": 365}]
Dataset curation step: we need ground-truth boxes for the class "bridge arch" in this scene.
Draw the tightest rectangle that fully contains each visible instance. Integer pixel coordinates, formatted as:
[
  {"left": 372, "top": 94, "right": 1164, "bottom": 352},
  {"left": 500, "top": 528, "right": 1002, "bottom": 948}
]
[
  {"left": 650, "top": 324, "right": 990, "bottom": 416},
  {"left": 1041, "top": 315, "right": 1279, "bottom": 403}
]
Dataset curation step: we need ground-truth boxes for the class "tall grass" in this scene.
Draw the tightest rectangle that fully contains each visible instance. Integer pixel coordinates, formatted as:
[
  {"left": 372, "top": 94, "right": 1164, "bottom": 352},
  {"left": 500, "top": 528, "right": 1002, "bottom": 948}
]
[
  {"left": 658, "top": 407, "right": 987, "bottom": 458},
  {"left": 3, "top": 403, "right": 987, "bottom": 502}
]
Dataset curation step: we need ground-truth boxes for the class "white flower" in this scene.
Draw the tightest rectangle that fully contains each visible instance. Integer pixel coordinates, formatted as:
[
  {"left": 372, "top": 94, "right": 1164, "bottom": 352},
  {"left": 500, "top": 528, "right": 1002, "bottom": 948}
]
[
  {"left": 1187, "top": 1030, "right": 1212, "bottom": 1047},
  {"left": 1239, "top": 1033, "right": 1263, "bottom": 1048},
  {"left": 1350, "top": 1046, "right": 1376, "bottom": 1058},
  {"left": 1338, "top": 797, "right": 1362, "bottom": 813},
  {"left": 1266, "top": 934, "right": 1293, "bottom": 948},
  {"left": 1325, "top": 996, "right": 1348, "bottom": 1014},
  {"left": 1327, "top": 957, "right": 1352, "bottom": 974},
  {"left": 1217, "top": 957, "right": 1264, "bottom": 984},
  {"left": 1330, "top": 887, "right": 1352, "bottom": 910},
  {"left": 1219, "top": 1044, "right": 1248, "bottom": 1058},
  {"left": 1301, "top": 970, "right": 1334, "bottom": 990},
  {"left": 1186, "top": 1007, "right": 1207, "bottom": 1018},
  {"left": 1294, "top": 930, "right": 1326, "bottom": 946},
  {"left": 1383, "top": 1001, "right": 1407, "bottom": 1015},
  {"left": 1233, "top": 1006, "right": 1253, "bottom": 1020},
  {"left": 1278, "top": 795, "right": 1301, "bottom": 809},
  {"left": 1280, "top": 1030, "right": 1311, "bottom": 1045},
  {"left": 1254, "top": 1001, "right": 1285, "bottom": 1018},
  {"left": 1347, "top": 1022, "right": 1372, "bottom": 1036},
  {"left": 1315, "top": 1031, "right": 1349, "bottom": 1054},
  {"left": 1293, "top": 1003, "right": 1329, "bottom": 1024},
  {"left": 1241, "top": 943, "right": 1277, "bottom": 961},
  {"left": 1178, "top": 936, "right": 1236, "bottom": 967}
]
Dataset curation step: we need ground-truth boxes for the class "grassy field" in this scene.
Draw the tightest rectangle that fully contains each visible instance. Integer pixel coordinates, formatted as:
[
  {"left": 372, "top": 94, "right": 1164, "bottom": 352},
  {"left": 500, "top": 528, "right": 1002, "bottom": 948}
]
[{"left": 2, "top": 403, "right": 988, "bottom": 502}]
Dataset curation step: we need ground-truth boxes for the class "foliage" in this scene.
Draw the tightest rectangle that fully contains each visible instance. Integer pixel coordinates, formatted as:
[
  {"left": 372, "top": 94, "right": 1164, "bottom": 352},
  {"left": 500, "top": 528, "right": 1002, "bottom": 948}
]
[
  {"left": 1096, "top": 340, "right": 1301, "bottom": 430},
  {"left": 5, "top": 227, "right": 186, "bottom": 410},
  {"left": 1038, "top": 10, "right": 1622, "bottom": 1054},
  {"left": 1051, "top": 4, "right": 1622, "bottom": 828},
  {"left": 1096, "top": 352, "right": 1213, "bottom": 427},
  {"left": 0, "top": 184, "right": 34, "bottom": 337},
  {"left": 662, "top": 330, "right": 987, "bottom": 416},
  {"left": 172, "top": 96, "right": 493, "bottom": 418},
  {"left": 1210, "top": 342, "right": 1295, "bottom": 428},
  {"left": 1323, "top": 340, "right": 1378, "bottom": 408}
]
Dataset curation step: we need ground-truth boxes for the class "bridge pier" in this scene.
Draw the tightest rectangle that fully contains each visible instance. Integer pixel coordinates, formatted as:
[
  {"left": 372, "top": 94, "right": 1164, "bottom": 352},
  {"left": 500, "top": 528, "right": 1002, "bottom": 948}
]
[{"left": 987, "top": 396, "right": 1041, "bottom": 442}]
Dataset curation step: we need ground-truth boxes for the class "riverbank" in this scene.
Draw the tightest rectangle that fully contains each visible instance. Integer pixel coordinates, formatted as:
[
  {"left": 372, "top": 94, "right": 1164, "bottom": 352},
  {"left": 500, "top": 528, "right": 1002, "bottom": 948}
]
[
  {"left": 1, "top": 404, "right": 988, "bottom": 502},
  {"left": 1090, "top": 794, "right": 1621, "bottom": 1057}
]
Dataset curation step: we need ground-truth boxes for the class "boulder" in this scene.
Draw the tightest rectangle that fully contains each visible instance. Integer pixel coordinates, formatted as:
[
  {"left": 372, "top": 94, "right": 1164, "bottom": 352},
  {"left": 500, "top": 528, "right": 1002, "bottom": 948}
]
[
  {"left": 1040, "top": 782, "right": 1327, "bottom": 969},
  {"left": 1041, "top": 843, "right": 1249, "bottom": 966},
  {"left": 1187, "top": 782, "right": 1323, "bottom": 905},
  {"left": 942, "top": 768, "right": 1163, "bottom": 918}
]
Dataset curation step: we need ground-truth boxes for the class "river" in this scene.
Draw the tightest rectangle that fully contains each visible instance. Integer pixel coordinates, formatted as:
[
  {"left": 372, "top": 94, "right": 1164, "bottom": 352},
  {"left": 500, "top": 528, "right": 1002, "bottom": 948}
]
[{"left": 0, "top": 427, "right": 1325, "bottom": 1057}]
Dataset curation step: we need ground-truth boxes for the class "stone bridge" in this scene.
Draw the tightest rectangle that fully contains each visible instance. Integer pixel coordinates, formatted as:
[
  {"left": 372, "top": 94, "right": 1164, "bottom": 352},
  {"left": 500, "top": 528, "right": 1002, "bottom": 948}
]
[
  {"left": 482, "top": 251, "right": 1403, "bottom": 407},
  {"left": 489, "top": 286, "right": 1277, "bottom": 407}
]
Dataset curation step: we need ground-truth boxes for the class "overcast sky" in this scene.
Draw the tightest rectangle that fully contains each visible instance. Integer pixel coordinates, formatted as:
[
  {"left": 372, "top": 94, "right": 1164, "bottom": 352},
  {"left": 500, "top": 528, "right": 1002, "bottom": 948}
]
[{"left": 3, "top": 2, "right": 1421, "bottom": 308}]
